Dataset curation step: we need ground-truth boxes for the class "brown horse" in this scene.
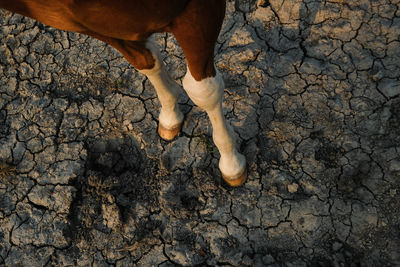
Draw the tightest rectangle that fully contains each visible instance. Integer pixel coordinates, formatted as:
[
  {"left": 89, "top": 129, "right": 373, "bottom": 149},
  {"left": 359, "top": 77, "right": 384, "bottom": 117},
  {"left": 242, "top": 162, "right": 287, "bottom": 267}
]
[{"left": 0, "top": 0, "right": 247, "bottom": 186}]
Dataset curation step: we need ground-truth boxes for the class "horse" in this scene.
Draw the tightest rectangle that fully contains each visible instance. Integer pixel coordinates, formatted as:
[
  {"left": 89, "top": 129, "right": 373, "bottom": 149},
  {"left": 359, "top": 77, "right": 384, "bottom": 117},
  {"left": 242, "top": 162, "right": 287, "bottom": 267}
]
[{"left": 0, "top": 0, "right": 247, "bottom": 186}]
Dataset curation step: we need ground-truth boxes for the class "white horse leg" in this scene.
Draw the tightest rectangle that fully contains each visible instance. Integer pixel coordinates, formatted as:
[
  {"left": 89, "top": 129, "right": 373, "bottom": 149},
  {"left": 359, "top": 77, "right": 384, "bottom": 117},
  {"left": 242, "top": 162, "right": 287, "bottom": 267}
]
[
  {"left": 182, "top": 68, "right": 247, "bottom": 186},
  {"left": 139, "top": 40, "right": 184, "bottom": 140}
]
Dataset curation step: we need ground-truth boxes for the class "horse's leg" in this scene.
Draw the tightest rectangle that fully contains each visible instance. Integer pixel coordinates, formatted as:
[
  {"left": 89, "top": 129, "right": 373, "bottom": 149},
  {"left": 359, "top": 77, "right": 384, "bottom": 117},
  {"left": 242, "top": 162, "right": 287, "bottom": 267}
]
[
  {"left": 138, "top": 40, "right": 184, "bottom": 140},
  {"left": 88, "top": 33, "right": 183, "bottom": 140},
  {"left": 171, "top": 0, "right": 247, "bottom": 186}
]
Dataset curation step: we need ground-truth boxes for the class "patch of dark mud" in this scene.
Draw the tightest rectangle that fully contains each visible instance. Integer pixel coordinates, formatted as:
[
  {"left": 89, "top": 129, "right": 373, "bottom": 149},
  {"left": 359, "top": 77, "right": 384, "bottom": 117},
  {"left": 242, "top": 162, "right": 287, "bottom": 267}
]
[
  {"left": 257, "top": 134, "right": 286, "bottom": 166},
  {"left": 49, "top": 66, "right": 115, "bottom": 105},
  {"left": 160, "top": 173, "right": 202, "bottom": 219},
  {"left": 315, "top": 142, "right": 343, "bottom": 169},
  {"left": 359, "top": 225, "right": 400, "bottom": 266},
  {"left": 0, "top": 109, "right": 10, "bottom": 139},
  {"left": 310, "top": 130, "right": 324, "bottom": 140},
  {"left": 337, "top": 161, "right": 371, "bottom": 196},
  {"left": 85, "top": 136, "right": 142, "bottom": 177},
  {"left": 385, "top": 98, "right": 400, "bottom": 145},
  {"left": 388, "top": 98, "right": 400, "bottom": 129},
  {"left": 320, "top": 241, "right": 363, "bottom": 267},
  {"left": 65, "top": 135, "right": 161, "bottom": 245}
]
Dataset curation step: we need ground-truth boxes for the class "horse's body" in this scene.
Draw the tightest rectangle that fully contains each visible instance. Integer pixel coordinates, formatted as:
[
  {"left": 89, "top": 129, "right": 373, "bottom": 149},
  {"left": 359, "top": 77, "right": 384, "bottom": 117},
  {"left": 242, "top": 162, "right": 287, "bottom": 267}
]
[
  {"left": 0, "top": 1, "right": 187, "bottom": 33},
  {"left": 0, "top": 0, "right": 247, "bottom": 186}
]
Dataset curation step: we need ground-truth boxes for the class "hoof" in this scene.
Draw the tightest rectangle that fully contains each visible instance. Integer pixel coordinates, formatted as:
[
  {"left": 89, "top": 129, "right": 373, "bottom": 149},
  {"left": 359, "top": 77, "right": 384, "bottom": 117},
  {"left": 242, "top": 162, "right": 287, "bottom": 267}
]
[
  {"left": 222, "top": 167, "right": 247, "bottom": 187},
  {"left": 158, "top": 122, "right": 182, "bottom": 141}
]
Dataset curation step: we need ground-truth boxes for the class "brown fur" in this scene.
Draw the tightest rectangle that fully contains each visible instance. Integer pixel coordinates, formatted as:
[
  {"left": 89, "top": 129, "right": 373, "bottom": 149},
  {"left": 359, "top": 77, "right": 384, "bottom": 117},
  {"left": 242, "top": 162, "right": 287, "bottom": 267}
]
[{"left": 0, "top": 0, "right": 225, "bottom": 80}]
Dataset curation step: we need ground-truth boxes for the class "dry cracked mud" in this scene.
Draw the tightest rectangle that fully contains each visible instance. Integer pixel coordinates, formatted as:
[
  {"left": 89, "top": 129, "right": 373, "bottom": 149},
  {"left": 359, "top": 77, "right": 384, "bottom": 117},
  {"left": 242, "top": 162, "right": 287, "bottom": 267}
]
[{"left": 1, "top": 0, "right": 400, "bottom": 266}]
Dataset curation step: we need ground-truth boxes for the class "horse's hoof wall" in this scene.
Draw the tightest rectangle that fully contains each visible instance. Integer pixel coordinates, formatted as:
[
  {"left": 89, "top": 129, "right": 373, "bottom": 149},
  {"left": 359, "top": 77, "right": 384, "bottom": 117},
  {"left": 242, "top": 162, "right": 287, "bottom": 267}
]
[
  {"left": 158, "top": 123, "right": 182, "bottom": 141},
  {"left": 222, "top": 167, "right": 247, "bottom": 187}
]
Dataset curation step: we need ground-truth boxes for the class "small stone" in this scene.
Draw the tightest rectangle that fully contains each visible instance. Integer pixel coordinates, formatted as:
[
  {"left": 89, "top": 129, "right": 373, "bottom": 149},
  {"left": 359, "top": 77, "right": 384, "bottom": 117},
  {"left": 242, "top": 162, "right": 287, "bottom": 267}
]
[
  {"left": 287, "top": 183, "right": 299, "bottom": 193},
  {"left": 262, "top": 254, "right": 275, "bottom": 264},
  {"left": 389, "top": 189, "right": 397, "bottom": 197},
  {"left": 389, "top": 160, "right": 400, "bottom": 172},
  {"left": 332, "top": 242, "right": 343, "bottom": 252},
  {"left": 127, "top": 123, "right": 134, "bottom": 131},
  {"left": 242, "top": 255, "right": 253, "bottom": 265},
  {"left": 378, "top": 78, "right": 400, "bottom": 98}
]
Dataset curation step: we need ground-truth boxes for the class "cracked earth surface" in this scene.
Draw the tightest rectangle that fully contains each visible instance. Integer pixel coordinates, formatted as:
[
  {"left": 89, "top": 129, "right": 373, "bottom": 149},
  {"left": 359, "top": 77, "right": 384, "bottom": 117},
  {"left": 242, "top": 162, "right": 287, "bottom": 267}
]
[{"left": 1, "top": 0, "right": 400, "bottom": 266}]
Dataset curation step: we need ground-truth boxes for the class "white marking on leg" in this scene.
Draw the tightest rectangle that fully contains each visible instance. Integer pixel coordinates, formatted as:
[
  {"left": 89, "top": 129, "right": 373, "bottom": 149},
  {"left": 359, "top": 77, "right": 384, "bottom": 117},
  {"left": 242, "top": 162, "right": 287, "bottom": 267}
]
[
  {"left": 139, "top": 40, "right": 184, "bottom": 130},
  {"left": 182, "top": 68, "right": 246, "bottom": 179}
]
